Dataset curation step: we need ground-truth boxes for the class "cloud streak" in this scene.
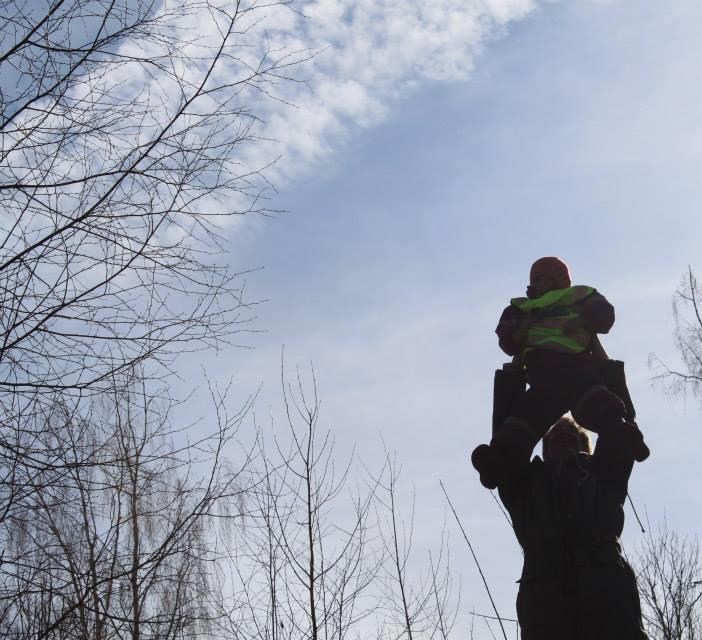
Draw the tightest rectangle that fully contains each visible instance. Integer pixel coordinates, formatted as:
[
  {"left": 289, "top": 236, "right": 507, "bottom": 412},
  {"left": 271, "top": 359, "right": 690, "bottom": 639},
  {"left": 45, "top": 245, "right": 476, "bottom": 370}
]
[
  {"left": 1, "top": 0, "right": 547, "bottom": 232},
  {"left": 233, "top": 0, "right": 544, "bottom": 184}
]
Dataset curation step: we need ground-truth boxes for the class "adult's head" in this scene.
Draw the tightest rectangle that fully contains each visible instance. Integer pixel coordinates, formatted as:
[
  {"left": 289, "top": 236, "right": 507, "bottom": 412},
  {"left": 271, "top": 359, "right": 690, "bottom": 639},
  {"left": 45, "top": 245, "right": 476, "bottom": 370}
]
[
  {"left": 542, "top": 416, "right": 592, "bottom": 463},
  {"left": 527, "top": 257, "right": 571, "bottom": 299}
]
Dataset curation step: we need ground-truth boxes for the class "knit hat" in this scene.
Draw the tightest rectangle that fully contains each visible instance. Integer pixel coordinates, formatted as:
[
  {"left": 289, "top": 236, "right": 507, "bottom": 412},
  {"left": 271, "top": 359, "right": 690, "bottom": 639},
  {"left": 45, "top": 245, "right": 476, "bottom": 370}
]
[{"left": 529, "top": 257, "right": 571, "bottom": 289}]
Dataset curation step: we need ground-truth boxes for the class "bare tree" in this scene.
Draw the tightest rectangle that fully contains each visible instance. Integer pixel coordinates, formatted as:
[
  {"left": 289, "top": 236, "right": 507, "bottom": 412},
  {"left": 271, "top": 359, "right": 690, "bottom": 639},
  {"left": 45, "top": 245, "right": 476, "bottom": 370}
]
[
  {"left": 232, "top": 365, "right": 379, "bottom": 640},
  {"left": 644, "top": 274, "right": 702, "bottom": 640},
  {"left": 652, "top": 267, "right": 702, "bottom": 399},
  {"left": 220, "top": 363, "right": 461, "bottom": 640},
  {"left": 375, "top": 455, "right": 458, "bottom": 640},
  {"left": 1, "top": 6, "right": 462, "bottom": 639},
  {"left": 2, "top": 5, "right": 464, "bottom": 639},
  {"left": 0, "top": 369, "right": 253, "bottom": 640},
  {"left": 0, "top": 2, "right": 304, "bottom": 627},
  {"left": 0, "top": 0, "right": 305, "bottom": 405},
  {"left": 633, "top": 521, "right": 702, "bottom": 640}
]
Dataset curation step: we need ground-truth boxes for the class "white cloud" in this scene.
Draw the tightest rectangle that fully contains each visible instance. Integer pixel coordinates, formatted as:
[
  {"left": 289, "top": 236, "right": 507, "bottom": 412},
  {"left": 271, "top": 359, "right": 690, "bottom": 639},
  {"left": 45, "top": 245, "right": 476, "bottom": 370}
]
[
  {"left": 220, "top": 0, "right": 548, "bottom": 184},
  {"left": 2, "top": 0, "right": 548, "bottom": 244}
]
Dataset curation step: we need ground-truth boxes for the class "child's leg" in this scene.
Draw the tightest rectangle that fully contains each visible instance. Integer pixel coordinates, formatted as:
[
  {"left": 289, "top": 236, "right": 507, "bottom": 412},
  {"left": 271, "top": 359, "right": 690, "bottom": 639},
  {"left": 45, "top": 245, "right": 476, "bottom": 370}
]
[
  {"left": 473, "top": 386, "right": 567, "bottom": 489},
  {"left": 492, "top": 363, "right": 527, "bottom": 435},
  {"left": 503, "top": 384, "right": 570, "bottom": 443},
  {"left": 568, "top": 368, "right": 650, "bottom": 462}
]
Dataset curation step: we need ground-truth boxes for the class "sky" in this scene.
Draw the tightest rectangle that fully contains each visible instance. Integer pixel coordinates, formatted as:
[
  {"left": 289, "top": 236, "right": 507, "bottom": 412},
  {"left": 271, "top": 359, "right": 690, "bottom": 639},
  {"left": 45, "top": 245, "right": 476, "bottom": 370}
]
[{"left": 171, "top": 0, "right": 702, "bottom": 635}]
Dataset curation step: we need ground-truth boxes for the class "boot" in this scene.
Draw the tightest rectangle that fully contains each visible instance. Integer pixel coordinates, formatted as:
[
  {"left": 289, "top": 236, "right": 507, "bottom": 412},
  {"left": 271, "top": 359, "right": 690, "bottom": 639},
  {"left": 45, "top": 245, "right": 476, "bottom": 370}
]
[
  {"left": 620, "top": 421, "right": 650, "bottom": 462},
  {"left": 596, "top": 419, "right": 650, "bottom": 462},
  {"left": 471, "top": 444, "right": 503, "bottom": 490},
  {"left": 572, "top": 385, "right": 626, "bottom": 433},
  {"left": 471, "top": 417, "right": 538, "bottom": 490},
  {"left": 573, "top": 386, "right": 649, "bottom": 461}
]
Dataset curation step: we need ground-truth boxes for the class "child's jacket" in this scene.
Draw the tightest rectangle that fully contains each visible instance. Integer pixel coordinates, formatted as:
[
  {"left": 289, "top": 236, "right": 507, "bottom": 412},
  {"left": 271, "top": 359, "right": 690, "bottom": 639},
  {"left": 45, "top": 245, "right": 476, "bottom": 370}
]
[{"left": 496, "top": 286, "right": 615, "bottom": 359}]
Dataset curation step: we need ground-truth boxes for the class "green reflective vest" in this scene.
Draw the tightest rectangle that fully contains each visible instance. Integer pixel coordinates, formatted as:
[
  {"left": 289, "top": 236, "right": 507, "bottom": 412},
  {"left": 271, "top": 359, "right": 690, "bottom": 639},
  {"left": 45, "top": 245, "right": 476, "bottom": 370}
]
[{"left": 511, "top": 285, "right": 596, "bottom": 356}]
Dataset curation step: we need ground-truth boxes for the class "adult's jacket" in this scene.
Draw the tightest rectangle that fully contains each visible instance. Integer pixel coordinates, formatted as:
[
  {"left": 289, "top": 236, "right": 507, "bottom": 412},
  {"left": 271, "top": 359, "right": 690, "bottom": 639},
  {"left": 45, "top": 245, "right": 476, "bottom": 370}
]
[{"left": 497, "top": 427, "right": 648, "bottom": 640}]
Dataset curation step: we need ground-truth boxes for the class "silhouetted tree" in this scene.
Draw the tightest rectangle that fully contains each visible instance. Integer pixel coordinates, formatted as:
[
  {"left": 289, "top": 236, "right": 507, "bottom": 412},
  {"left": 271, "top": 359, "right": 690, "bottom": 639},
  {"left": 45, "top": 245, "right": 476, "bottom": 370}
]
[
  {"left": 0, "top": 7, "right": 460, "bottom": 636},
  {"left": 1, "top": 0, "right": 304, "bottom": 401},
  {"left": 232, "top": 365, "right": 379, "bottom": 640},
  {"left": 0, "top": 1, "right": 307, "bottom": 519},
  {"left": 0, "top": 1, "right": 304, "bottom": 624},
  {"left": 634, "top": 521, "right": 702, "bottom": 640},
  {"left": 653, "top": 267, "right": 702, "bottom": 399},
  {"left": 376, "top": 455, "right": 458, "bottom": 640},
  {"left": 0, "top": 370, "right": 252, "bottom": 639},
  {"left": 228, "top": 365, "right": 459, "bottom": 640}
]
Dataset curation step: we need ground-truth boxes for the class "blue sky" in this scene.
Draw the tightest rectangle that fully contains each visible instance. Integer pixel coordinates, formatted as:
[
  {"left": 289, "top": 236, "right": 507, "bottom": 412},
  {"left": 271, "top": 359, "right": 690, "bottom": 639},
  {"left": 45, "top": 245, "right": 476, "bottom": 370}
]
[{"left": 178, "top": 0, "right": 702, "bottom": 634}]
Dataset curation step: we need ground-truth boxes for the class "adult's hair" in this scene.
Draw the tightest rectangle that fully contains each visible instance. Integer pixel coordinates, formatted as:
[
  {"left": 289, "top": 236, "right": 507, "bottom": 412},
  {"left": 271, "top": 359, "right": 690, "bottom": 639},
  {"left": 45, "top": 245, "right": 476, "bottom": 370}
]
[{"left": 542, "top": 415, "right": 593, "bottom": 459}]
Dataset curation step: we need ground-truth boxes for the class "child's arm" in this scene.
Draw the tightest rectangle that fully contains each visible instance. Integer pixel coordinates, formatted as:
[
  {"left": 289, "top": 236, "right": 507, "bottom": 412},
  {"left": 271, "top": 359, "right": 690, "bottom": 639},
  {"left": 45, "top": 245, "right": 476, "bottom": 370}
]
[
  {"left": 581, "top": 290, "right": 615, "bottom": 335},
  {"left": 495, "top": 305, "right": 526, "bottom": 356}
]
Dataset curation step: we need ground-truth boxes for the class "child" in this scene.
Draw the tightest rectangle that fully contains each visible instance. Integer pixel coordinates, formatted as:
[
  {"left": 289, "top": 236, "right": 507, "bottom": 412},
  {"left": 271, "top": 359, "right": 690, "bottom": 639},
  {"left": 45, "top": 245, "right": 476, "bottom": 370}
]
[{"left": 472, "top": 257, "right": 648, "bottom": 489}]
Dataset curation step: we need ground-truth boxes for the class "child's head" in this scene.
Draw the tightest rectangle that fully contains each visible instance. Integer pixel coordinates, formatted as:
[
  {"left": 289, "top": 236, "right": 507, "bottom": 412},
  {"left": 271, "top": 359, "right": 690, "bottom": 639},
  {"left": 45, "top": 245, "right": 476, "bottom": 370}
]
[{"left": 527, "top": 256, "right": 571, "bottom": 298}]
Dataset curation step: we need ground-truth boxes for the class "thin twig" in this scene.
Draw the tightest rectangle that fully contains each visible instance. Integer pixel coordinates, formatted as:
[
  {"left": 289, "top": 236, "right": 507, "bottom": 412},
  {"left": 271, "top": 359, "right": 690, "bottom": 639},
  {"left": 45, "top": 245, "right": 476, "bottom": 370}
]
[
  {"left": 439, "top": 480, "right": 508, "bottom": 640},
  {"left": 490, "top": 490, "right": 514, "bottom": 530},
  {"left": 627, "top": 492, "right": 646, "bottom": 534}
]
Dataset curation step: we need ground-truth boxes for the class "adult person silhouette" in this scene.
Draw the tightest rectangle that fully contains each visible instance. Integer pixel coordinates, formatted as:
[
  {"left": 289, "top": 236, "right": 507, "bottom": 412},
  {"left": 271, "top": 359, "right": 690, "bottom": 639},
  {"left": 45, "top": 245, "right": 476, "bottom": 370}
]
[{"left": 495, "top": 415, "right": 648, "bottom": 640}]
